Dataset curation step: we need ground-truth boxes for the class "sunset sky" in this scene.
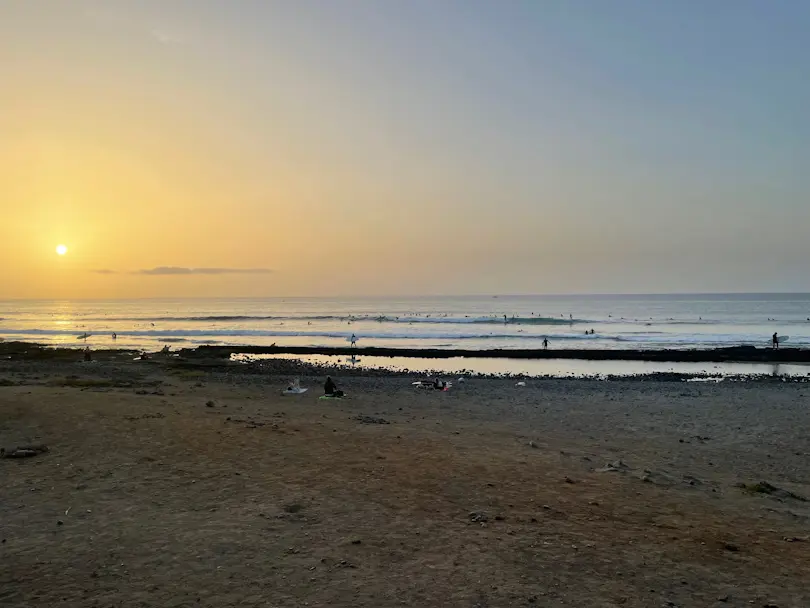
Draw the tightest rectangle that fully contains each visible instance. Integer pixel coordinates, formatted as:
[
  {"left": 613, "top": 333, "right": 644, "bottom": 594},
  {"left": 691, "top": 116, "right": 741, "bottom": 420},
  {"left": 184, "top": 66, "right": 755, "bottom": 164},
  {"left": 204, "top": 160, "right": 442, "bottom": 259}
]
[{"left": 2, "top": 1, "right": 809, "bottom": 298}]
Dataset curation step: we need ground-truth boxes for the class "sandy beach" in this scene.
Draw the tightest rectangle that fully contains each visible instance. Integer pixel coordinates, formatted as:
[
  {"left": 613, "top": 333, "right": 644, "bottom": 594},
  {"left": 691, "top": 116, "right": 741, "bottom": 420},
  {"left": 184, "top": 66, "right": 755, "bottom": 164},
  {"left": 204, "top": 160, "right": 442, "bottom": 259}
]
[{"left": 2, "top": 347, "right": 809, "bottom": 607}]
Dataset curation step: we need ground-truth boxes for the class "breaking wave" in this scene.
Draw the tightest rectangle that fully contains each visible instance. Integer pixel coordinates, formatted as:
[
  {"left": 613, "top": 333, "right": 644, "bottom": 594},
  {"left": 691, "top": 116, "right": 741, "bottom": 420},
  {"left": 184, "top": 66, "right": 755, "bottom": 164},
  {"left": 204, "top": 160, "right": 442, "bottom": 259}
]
[
  {"left": 1, "top": 314, "right": 589, "bottom": 325},
  {"left": 0, "top": 326, "right": 609, "bottom": 341}
]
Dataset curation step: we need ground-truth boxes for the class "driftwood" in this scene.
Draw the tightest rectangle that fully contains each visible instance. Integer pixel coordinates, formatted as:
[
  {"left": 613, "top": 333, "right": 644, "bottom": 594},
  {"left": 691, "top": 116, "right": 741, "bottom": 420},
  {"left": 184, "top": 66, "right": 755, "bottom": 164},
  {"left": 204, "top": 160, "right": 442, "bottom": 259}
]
[{"left": 1, "top": 444, "right": 49, "bottom": 459}]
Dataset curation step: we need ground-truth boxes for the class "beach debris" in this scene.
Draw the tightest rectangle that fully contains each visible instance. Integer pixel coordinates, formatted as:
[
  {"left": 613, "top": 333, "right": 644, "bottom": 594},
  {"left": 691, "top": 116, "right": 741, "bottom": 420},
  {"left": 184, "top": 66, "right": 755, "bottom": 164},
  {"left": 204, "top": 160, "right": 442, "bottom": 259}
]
[
  {"left": 353, "top": 415, "right": 389, "bottom": 425},
  {"left": 457, "top": 377, "right": 465, "bottom": 383},
  {"left": 124, "top": 413, "right": 165, "bottom": 421},
  {"left": 1, "top": 444, "right": 49, "bottom": 459},
  {"left": 682, "top": 475, "right": 701, "bottom": 487},
  {"left": 783, "top": 536, "right": 807, "bottom": 542},
  {"left": 722, "top": 543, "right": 739, "bottom": 552},
  {"left": 468, "top": 511, "right": 489, "bottom": 523},
  {"left": 597, "top": 460, "right": 632, "bottom": 473},
  {"left": 205, "top": 400, "right": 216, "bottom": 407},
  {"left": 515, "top": 381, "right": 526, "bottom": 387},
  {"left": 528, "top": 441, "right": 538, "bottom": 449},
  {"left": 736, "top": 481, "right": 807, "bottom": 502}
]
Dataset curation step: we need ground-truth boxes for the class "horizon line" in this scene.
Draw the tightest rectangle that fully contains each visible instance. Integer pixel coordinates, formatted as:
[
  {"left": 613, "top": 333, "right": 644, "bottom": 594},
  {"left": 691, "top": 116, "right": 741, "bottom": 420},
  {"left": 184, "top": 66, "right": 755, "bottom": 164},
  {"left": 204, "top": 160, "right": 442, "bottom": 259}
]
[{"left": 1, "top": 291, "right": 810, "bottom": 302}]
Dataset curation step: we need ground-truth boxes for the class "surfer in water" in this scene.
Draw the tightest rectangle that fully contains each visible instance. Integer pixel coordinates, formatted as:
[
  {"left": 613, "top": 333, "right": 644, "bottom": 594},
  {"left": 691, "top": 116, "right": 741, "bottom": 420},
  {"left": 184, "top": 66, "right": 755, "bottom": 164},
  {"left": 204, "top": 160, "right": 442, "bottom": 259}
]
[{"left": 772, "top": 332, "right": 780, "bottom": 349}]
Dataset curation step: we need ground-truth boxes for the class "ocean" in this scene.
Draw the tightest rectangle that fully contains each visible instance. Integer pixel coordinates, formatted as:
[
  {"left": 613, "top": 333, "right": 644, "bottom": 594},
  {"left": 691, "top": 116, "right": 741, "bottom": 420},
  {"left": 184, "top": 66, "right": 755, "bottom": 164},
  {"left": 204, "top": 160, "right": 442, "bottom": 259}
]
[{"left": 1, "top": 294, "right": 809, "bottom": 353}]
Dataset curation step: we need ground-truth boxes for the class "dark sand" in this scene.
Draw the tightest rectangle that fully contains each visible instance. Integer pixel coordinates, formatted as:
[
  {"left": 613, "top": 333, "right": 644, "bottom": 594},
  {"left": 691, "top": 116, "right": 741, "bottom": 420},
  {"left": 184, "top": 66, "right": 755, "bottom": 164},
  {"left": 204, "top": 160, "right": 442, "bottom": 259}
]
[{"left": 1, "top": 347, "right": 809, "bottom": 607}]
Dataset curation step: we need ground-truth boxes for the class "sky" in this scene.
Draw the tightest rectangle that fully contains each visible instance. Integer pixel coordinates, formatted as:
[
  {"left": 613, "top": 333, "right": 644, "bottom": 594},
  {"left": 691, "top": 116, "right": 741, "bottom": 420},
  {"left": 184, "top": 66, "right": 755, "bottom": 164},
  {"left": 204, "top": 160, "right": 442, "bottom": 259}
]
[{"left": 1, "top": 0, "right": 809, "bottom": 298}]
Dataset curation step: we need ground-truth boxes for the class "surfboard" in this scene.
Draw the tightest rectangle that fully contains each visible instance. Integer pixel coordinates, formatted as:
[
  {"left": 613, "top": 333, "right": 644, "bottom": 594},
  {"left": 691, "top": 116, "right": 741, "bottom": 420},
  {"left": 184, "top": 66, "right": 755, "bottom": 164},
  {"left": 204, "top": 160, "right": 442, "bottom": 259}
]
[
  {"left": 769, "top": 335, "right": 789, "bottom": 345},
  {"left": 282, "top": 387, "right": 308, "bottom": 395},
  {"left": 77, "top": 333, "right": 92, "bottom": 340}
]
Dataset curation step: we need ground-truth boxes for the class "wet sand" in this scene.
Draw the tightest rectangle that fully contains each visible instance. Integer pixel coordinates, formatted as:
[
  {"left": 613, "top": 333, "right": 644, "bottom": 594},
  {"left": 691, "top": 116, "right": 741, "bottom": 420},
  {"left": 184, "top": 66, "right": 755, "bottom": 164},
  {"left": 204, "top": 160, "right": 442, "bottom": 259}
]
[{"left": 1, "top": 348, "right": 809, "bottom": 607}]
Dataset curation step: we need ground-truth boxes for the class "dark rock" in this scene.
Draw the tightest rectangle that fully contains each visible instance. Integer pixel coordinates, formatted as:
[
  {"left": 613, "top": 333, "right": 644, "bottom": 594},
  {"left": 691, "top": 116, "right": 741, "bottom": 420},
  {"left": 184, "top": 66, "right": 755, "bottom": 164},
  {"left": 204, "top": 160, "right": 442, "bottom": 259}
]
[
  {"left": 354, "top": 415, "right": 389, "bottom": 425},
  {"left": 739, "top": 481, "right": 807, "bottom": 502},
  {"left": 1, "top": 444, "right": 48, "bottom": 459}
]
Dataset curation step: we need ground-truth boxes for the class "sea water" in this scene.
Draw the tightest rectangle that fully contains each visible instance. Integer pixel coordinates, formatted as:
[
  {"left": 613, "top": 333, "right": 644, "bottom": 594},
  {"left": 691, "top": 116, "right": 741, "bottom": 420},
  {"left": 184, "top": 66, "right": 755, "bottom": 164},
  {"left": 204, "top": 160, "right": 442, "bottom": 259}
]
[{"left": 1, "top": 294, "right": 809, "bottom": 354}]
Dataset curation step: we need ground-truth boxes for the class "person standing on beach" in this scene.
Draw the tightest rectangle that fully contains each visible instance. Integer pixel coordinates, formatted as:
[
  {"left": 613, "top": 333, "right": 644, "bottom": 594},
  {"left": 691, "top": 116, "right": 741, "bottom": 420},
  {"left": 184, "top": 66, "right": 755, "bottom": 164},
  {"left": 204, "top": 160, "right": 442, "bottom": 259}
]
[
  {"left": 772, "top": 332, "right": 779, "bottom": 349},
  {"left": 350, "top": 334, "right": 357, "bottom": 348},
  {"left": 543, "top": 338, "right": 549, "bottom": 350}
]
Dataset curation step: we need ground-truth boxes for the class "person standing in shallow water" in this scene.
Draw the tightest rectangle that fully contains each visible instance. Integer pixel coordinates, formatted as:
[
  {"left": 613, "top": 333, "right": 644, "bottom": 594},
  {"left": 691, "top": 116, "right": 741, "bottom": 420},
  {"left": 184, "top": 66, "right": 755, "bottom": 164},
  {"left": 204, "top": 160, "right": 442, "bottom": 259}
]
[{"left": 772, "top": 332, "right": 779, "bottom": 349}]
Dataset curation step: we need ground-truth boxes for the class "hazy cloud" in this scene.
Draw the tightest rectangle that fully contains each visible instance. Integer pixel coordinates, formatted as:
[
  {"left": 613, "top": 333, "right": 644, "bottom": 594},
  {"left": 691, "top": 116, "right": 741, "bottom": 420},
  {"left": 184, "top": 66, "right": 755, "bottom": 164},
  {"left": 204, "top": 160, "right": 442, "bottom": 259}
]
[
  {"left": 136, "top": 267, "right": 273, "bottom": 276},
  {"left": 92, "top": 269, "right": 118, "bottom": 275}
]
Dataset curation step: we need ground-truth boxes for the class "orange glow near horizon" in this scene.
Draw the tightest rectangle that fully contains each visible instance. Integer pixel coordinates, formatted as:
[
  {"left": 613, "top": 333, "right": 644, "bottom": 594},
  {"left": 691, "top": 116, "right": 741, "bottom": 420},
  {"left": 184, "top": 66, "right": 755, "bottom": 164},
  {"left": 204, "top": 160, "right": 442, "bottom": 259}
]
[{"left": 1, "top": 3, "right": 807, "bottom": 299}]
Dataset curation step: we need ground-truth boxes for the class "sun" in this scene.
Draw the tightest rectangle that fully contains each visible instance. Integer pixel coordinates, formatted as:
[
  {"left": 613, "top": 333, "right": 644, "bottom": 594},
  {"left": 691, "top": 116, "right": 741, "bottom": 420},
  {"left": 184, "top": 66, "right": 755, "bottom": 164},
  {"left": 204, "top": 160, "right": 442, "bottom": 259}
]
[{"left": 56, "top": 244, "right": 68, "bottom": 256}]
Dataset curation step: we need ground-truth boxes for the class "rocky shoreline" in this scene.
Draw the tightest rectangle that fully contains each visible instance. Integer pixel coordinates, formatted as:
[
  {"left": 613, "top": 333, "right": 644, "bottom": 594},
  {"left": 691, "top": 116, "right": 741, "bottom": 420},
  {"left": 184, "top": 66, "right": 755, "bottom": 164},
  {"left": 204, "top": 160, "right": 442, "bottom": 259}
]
[
  {"left": 183, "top": 343, "right": 810, "bottom": 364},
  {"left": 5, "top": 340, "right": 809, "bottom": 364}
]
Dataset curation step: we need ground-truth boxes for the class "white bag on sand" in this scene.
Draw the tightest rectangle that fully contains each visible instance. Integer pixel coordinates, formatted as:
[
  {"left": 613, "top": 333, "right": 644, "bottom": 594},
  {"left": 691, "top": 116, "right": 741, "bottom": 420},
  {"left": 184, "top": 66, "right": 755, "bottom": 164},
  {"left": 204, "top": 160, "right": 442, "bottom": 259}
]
[{"left": 283, "top": 378, "right": 308, "bottom": 395}]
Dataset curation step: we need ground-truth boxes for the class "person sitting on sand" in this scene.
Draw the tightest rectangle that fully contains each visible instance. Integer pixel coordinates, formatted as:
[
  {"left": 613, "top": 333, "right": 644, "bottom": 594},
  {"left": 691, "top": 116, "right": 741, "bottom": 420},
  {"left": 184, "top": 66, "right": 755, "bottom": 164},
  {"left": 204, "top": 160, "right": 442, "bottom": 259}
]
[
  {"left": 433, "top": 378, "right": 445, "bottom": 390},
  {"left": 324, "top": 376, "right": 344, "bottom": 397}
]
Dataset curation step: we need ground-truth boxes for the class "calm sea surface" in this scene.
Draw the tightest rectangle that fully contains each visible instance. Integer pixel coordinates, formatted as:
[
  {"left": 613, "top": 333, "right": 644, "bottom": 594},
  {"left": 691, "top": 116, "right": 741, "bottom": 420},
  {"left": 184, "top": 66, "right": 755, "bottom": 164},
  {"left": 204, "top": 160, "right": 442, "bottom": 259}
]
[{"left": 1, "top": 294, "right": 809, "bottom": 353}]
